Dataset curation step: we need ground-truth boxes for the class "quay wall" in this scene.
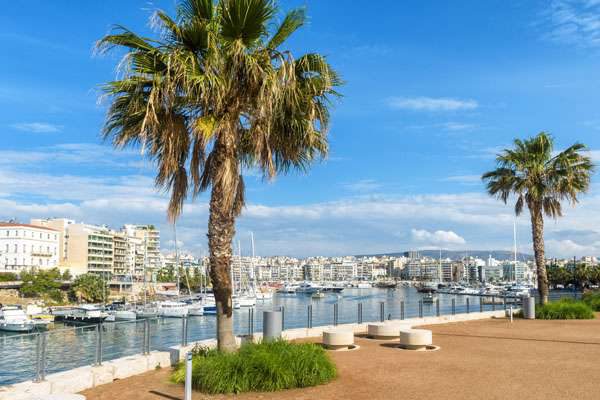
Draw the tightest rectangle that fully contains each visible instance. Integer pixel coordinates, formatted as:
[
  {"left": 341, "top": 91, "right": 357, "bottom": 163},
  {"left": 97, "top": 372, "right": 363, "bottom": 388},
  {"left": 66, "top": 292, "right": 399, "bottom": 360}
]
[{"left": 0, "top": 309, "right": 510, "bottom": 400}]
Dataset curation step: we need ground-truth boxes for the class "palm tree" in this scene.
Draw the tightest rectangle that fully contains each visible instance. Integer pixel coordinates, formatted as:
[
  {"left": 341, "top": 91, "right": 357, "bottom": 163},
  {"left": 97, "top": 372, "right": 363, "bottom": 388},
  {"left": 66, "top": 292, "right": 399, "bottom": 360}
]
[
  {"left": 482, "top": 132, "right": 593, "bottom": 304},
  {"left": 97, "top": 0, "right": 341, "bottom": 351}
]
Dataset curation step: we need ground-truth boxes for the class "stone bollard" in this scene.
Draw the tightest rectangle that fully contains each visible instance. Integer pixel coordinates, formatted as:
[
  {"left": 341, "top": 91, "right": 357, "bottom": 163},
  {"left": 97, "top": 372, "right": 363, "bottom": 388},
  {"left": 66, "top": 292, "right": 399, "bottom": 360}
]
[{"left": 263, "top": 310, "right": 283, "bottom": 340}]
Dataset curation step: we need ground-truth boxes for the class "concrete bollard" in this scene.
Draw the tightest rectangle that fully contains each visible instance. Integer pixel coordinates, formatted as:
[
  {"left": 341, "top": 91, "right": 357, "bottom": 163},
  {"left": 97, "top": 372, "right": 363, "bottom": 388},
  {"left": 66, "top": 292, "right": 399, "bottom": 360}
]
[
  {"left": 523, "top": 296, "right": 535, "bottom": 319},
  {"left": 263, "top": 310, "right": 283, "bottom": 341}
]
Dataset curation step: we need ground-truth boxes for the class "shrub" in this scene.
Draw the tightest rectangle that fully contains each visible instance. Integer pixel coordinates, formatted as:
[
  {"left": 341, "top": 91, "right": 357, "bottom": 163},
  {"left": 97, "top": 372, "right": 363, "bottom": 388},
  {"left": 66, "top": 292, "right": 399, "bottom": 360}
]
[
  {"left": 171, "top": 340, "right": 337, "bottom": 394},
  {"left": 0, "top": 272, "right": 18, "bottom": 282},
  {"left": 582, "top": 291, "right": 600, "bottom": 311},
  {"left": 535, "top": 298, "right": 595, "bottom": 320}
]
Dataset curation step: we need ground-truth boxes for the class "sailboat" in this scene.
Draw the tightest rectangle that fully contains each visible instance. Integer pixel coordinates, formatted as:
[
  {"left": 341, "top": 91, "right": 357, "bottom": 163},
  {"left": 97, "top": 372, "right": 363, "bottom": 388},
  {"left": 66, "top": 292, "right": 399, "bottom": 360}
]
[
  {"left": 235, "top": 239, "right": 257, "bottom": 307},
  {"left": 250, "top": 232, "right": 273, "bottom": 301},
  {"left": 136, "top": 235, "right": 159, "bottom": 319}
]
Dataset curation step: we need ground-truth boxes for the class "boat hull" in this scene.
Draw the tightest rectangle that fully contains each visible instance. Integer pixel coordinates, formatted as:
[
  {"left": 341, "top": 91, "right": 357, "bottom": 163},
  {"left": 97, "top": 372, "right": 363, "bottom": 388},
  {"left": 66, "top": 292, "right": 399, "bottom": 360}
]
[
  {"left": 136, "top": 310, "right": 158, "bottom": 319},
  {"left": 114, "top": 311, "right": 137, "bottom": 321},
  {"left": 63, "top": 316, "right": 107, "bottom": 325},
  {"left": 0, "top": 322, "right": 35, "bottom": 332}
]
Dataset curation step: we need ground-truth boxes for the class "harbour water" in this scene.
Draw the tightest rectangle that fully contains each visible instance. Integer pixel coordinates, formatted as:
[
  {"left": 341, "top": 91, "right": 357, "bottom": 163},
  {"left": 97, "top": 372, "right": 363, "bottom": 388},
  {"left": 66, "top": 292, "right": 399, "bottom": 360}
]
[{"left": 0, "top": 287, "right": 575, "bottom": 386}]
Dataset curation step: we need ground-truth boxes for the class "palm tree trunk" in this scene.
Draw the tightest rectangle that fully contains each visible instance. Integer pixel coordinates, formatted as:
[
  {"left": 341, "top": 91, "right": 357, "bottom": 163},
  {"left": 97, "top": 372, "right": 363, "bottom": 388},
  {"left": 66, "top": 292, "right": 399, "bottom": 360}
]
[
  {"left": 207, "top": 129, "right": 239, "bottom": 353},
  {"left": 530, "top": 204, "right": 549, "bottom": 304}
]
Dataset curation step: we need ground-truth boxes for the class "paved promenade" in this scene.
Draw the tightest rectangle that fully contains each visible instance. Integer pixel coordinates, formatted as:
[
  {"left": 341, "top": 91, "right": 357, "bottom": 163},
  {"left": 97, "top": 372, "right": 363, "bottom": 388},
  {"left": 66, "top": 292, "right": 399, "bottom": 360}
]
[{"left": 82, "top": 315, "right": 600, "bottom": 400}]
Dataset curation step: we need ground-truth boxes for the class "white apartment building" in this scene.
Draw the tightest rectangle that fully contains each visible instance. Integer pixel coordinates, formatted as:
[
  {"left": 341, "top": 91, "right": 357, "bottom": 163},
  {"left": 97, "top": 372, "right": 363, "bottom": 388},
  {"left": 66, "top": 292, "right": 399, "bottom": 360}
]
[
  {"left": 0, "top": 223, "right": 59, "bottom": 272},
  {"left": 123, "top": 225, "right": 161, "bottom": 271},
  {"left": 64, "top": 223, "right": 114, "bottom": 277}
]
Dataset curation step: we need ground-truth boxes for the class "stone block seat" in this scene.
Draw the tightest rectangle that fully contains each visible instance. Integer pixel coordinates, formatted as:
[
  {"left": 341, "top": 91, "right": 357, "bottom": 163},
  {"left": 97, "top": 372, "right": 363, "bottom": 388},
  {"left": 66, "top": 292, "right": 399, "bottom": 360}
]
[
  {"left": 322, "top": 329, "right": 355, "bottom": 350},
  {"left": 399, "top": 328, "right": 433, "bottom": 350},
  {"left": 367, "top": 322, "right": 411, "bottom": 340}
]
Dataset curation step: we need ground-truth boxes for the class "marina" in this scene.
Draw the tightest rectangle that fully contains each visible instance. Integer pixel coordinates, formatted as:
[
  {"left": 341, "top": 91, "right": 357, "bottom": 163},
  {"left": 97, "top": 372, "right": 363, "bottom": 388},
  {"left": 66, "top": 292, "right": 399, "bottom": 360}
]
[{"left": 0, "top": 287, "right": 575, "bottom": 386}]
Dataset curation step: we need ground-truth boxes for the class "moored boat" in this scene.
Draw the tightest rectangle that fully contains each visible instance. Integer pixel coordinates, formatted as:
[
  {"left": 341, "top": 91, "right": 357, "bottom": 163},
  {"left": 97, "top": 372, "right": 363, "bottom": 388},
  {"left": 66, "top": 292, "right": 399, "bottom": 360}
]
[
  {"left": 114, "top": 309, "right": 137, "bottom": 321},
  {"left": 0, "top": 306, "right": 49, "bottom": 332},
  {"left": 63, "top": 305, "right": 108, "bottom": 325},
  {"left": 157, "top": 301, "right": 189, "bottom": 318}
]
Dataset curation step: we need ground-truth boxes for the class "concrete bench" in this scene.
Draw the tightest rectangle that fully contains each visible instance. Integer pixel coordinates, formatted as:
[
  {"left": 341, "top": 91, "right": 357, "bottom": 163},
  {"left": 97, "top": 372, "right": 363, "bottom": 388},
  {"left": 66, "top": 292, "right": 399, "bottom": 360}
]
[
  {"left": 399, "top": 328, "right": 432, "bottom": 350},
  {"left": 322, "top": 329, "right": 354, "bottom": 350},
  {"left": 367, "top": 322, "right": 411, "bottom": 339}
]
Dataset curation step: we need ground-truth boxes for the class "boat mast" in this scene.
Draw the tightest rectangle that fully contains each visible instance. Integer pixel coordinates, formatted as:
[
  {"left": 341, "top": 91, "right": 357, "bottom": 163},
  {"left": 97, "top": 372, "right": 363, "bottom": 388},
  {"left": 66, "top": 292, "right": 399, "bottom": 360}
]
[
  {"left": 250, "top": 232, "right": 257, "bottom": 294},
  {"left": 143, "top": 237, "right": 147, "bottom": 307},
  {"left": 174, "top": 224, "right": 180, "bottom": 296},
  {"left": 513, "top": 218, "right": 518, "bottom": 282},
  {"left": 438, "top": 248, "right": 442, "bottom": 283}
]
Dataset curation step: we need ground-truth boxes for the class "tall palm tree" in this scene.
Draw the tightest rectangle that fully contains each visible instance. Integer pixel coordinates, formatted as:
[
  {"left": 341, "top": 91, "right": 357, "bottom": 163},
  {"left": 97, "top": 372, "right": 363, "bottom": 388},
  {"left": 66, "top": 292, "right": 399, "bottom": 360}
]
[
  {"left": 482, "top": 132, "right": 593, "bottom": 304},
  {"left": 97, "top": 0, "right": 341, "bottom": 351}
]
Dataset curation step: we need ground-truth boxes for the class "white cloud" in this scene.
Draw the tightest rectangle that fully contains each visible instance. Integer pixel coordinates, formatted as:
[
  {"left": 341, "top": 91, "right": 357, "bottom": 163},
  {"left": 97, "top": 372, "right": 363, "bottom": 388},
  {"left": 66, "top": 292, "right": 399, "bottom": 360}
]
[
  {"left": 443, "top": 175, "right": 482, "bottom": 184},
  {"left": 440, "top": 122, "right": 477, "bottom": 131},
  {"left": 411, "top": 229, "right": 466, "bottom": 246},
  {"left": 342, "top": 179, "right": 382, "bottom": 192},
  {"left": 542, "top": 1, "right": 600, "bottom": 47},
  {"left": 10, "top": 122, "right": 63, "bottom": 133},
  {"left": 388, "top": 97, "right": 478, "bottom": 111},
  {"left": 3, "top": 140, "right": 600, "bottom": 257}
]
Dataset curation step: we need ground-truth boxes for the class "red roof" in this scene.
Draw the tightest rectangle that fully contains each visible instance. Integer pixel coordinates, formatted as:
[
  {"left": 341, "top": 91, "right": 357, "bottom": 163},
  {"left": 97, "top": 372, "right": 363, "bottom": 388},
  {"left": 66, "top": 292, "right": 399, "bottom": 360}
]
[{"left": 0, "top": 223, "right": 58, "bottom": 232}]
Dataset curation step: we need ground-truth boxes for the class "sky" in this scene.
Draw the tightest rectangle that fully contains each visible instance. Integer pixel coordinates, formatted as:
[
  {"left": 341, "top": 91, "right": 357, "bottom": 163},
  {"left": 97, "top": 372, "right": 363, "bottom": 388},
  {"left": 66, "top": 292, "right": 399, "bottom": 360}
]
[{"left": 1, "top": 0, "right": 600, "bottom": 258}]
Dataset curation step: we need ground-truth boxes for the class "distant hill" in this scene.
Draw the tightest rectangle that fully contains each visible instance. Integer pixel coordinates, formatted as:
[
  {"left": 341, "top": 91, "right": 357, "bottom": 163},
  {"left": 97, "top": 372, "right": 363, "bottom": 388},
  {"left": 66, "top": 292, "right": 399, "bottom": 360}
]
[{"left": 356, "top": 249, "right": 532, "bottom": 261}]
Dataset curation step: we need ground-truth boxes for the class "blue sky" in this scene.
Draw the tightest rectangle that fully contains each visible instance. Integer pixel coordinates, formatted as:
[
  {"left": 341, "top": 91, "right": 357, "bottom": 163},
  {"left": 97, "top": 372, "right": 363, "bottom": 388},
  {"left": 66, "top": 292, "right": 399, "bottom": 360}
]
[{"left": 2, "top": 0, "right": 600, "bottom": 258}]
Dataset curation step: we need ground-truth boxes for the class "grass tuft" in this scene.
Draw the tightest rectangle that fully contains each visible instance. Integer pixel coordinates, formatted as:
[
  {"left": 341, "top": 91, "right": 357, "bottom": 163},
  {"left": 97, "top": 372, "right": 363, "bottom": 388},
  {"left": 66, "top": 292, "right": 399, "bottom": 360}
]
[
  {"left": 582, "top": 291, "right": 600, "bottom": 311},
  {"left": 171, "top": 340, "right": 337, "bottom": 394},
  {"left": 535, "top": 298, "right": 595, "bottom": 320}
]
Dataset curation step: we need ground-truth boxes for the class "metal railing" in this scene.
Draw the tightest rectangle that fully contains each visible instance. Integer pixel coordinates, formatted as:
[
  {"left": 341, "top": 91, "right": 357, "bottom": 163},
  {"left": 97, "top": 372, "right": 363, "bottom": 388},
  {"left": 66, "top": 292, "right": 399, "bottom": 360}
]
[{"left": 0, "top": 290, "right": 582, "bottom": 386}]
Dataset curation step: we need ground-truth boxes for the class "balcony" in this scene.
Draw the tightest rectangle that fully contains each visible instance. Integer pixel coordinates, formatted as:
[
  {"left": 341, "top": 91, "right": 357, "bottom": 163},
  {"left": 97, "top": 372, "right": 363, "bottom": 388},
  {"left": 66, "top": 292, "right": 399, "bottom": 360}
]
[{"left": 31, "top": 252, "right": 53, "bottom": 257}]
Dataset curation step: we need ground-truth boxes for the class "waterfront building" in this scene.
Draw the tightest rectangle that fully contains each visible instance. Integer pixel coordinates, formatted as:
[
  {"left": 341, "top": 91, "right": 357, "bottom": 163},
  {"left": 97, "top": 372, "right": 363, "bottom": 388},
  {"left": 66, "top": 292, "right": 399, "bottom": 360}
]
[
  {"left": 123, "top": 225, "right": 161, "bottom": 271},
  {"left": 30, "top": 218, "right": 72, "bottom": 265},
  {"left": 303, "top": 263, "right": 323, "bottom": 281},
  {"left": 0, "top": 223, "right": 59, "bottom": 272},
  {"left": 63, "top": 223, "right": 114, "bottom": 277},
  {"left": 502, "top": 261, "right": 534, "bottom": 284}
]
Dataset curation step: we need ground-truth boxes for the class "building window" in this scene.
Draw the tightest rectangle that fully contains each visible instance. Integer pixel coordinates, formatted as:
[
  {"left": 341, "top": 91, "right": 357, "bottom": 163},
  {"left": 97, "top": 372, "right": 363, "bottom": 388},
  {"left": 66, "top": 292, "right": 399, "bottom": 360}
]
[{"left": 14, "top": 244, "right": 17, "bottom": 253}]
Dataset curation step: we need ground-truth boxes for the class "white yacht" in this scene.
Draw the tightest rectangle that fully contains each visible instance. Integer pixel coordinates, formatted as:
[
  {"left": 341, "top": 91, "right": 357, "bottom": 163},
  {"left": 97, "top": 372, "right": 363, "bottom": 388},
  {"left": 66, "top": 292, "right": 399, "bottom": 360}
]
[
  {"left": 277, "top": 283, "right": 298, "bottom": 294},
  {"left": 136, "top": 305, "right": 159, "bottom": 319},
  {"left": 114, "top": 309, "right": 137, "bottom": 321},
  {"left": 356, "top": 282, "right": 372, "bottom": 289},
  {"left": 0, "top": 306, "right": 49, "bottom": 332},
  {"left": 296, "top": 282, "right": 321, "bottom": 294},
  {"left": 186, "top": 301, "right": 204, "bottom": 316},
  {"left": 157, "top": 301, "right": 189, "bottom": 318}
]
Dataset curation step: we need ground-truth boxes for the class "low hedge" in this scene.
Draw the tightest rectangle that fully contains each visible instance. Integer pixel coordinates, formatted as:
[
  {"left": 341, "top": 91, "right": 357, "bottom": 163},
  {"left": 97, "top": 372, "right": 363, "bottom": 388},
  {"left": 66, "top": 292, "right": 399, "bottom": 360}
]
[
  {"left": 582, "top": 291, "right": 600, "bottom": 311},
  {"left": 171, "top": 340, "right": 337, "bottom": 394},
  {"left": 535, "top": 298, "right": 595, "bottom": 320}
]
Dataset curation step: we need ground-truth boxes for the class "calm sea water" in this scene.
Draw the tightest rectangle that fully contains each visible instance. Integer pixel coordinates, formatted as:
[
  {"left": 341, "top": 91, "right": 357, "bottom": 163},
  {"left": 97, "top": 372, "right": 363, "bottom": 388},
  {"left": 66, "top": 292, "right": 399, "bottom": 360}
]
[{"left": 0, "top": 287, "right": 576, "bottom": 386}]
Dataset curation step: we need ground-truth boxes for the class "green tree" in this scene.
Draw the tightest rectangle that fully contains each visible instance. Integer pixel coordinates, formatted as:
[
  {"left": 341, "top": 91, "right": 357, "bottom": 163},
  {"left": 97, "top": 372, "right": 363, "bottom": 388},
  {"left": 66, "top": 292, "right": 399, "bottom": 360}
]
[
  {"left": 483, "top": 133, "right": 594, "bottom": 304},
  {"left": 547, "top": 264, "right": 571, "bottom": 287},
  {"left": 157, "top": 266, "right": 176, "bottom": 283},
  {"left": 62, "top": 269, "right": 72, "bottom": 281},
  {"left": 98, "top": 0, "right": 340, "bottom": 351},
  {"left": 70, "top": 274, "right": 109, "bottom": 303},
  {"left": 20, "top": 268, "right": 63, "bottom": 302}
]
